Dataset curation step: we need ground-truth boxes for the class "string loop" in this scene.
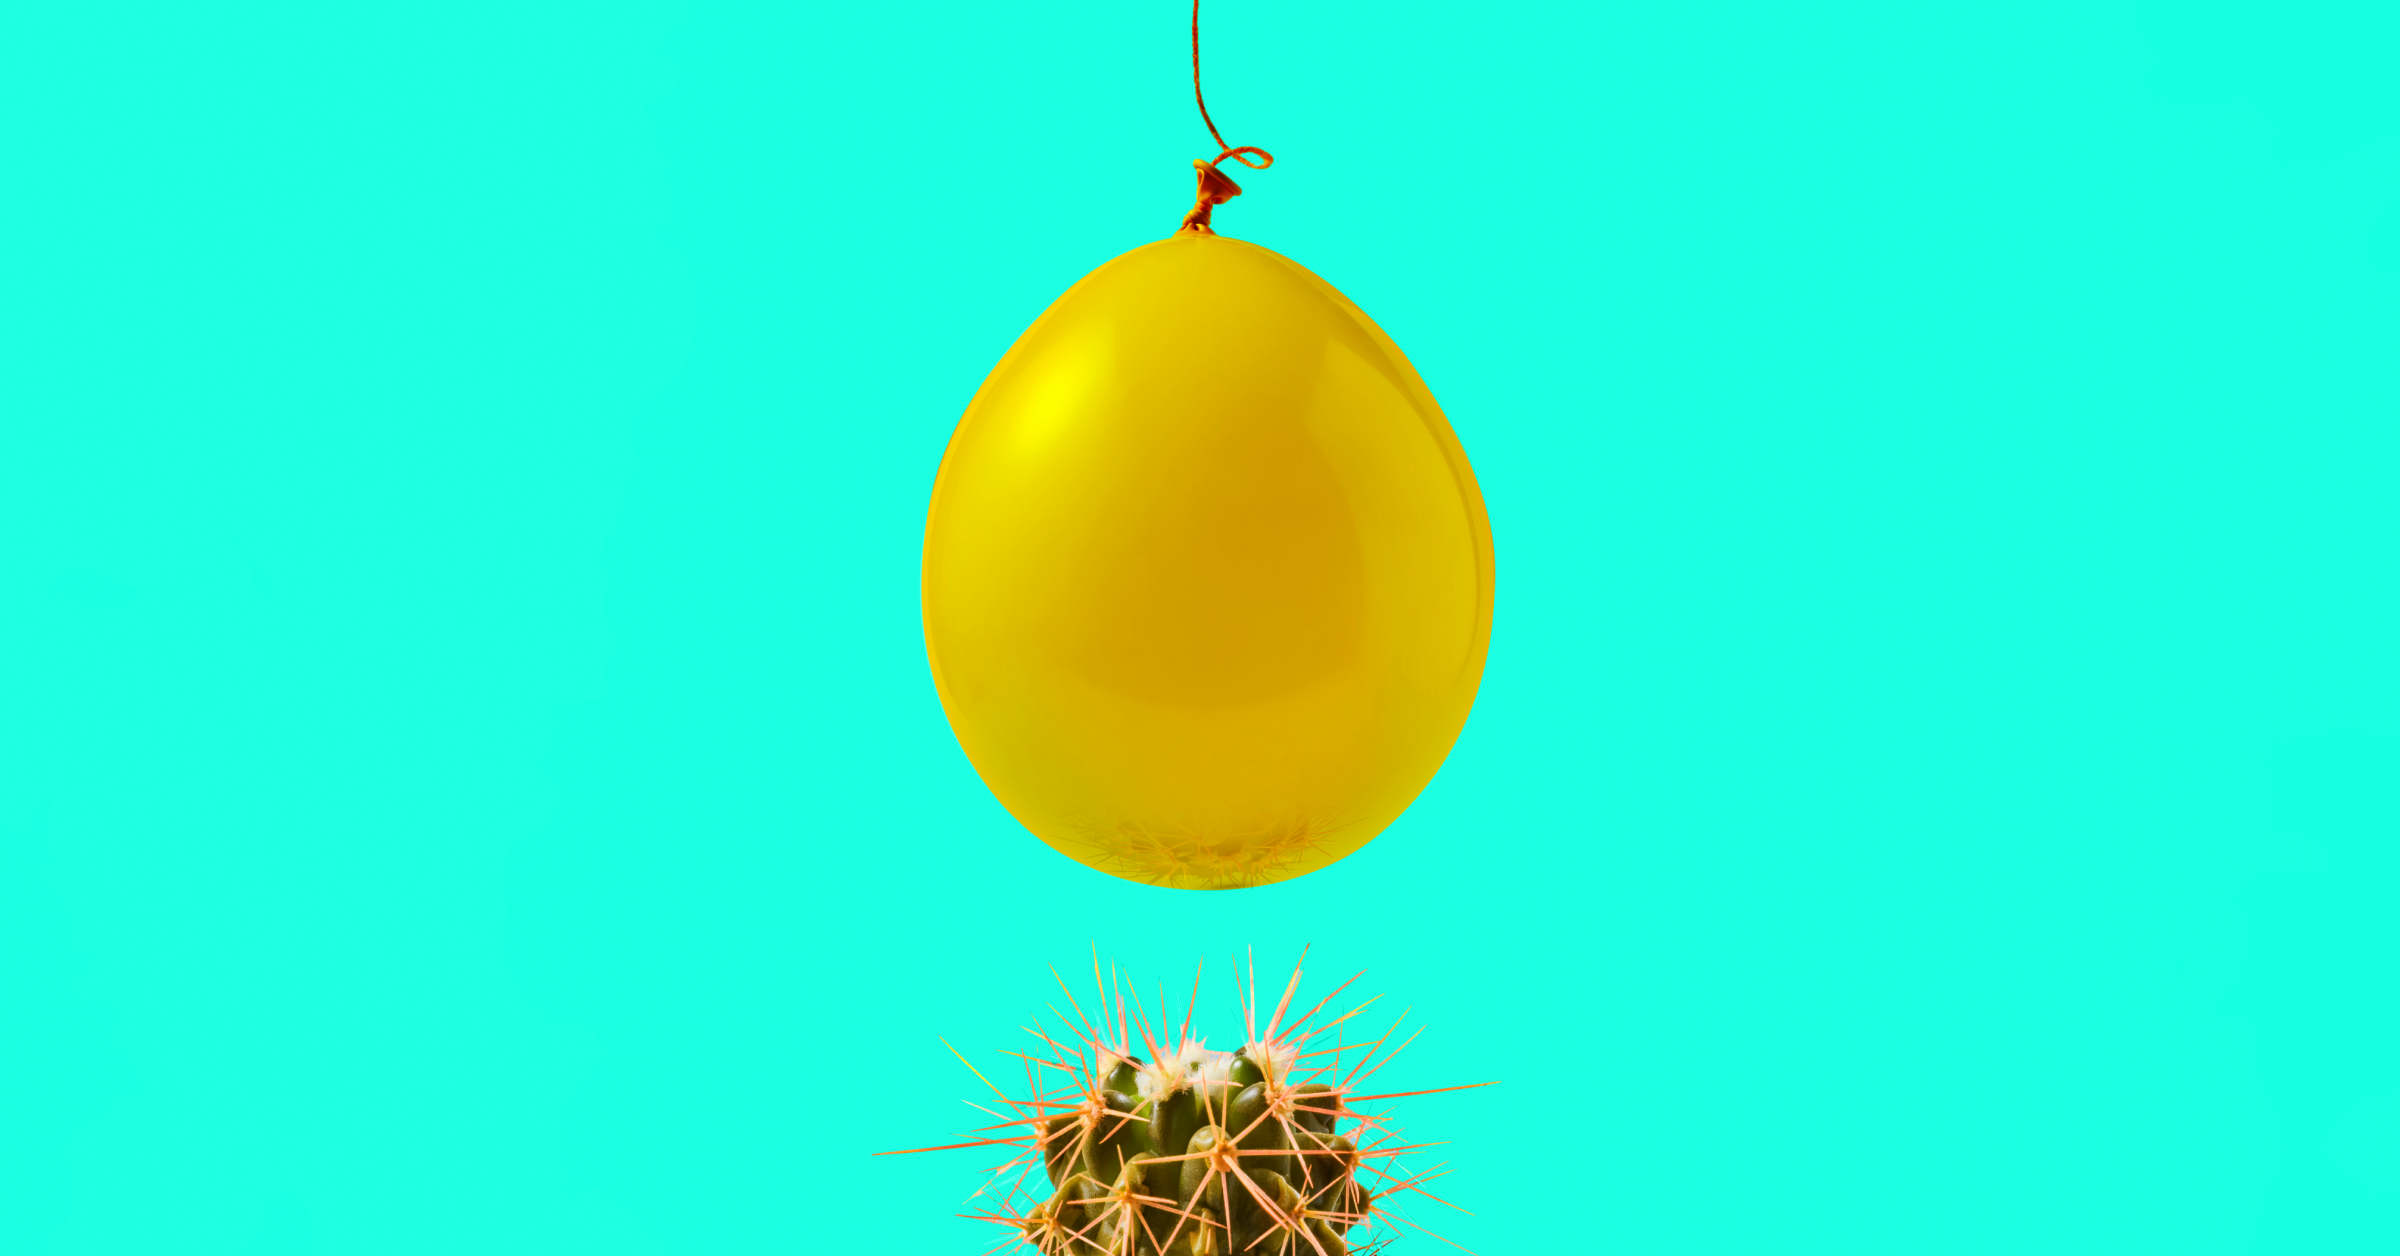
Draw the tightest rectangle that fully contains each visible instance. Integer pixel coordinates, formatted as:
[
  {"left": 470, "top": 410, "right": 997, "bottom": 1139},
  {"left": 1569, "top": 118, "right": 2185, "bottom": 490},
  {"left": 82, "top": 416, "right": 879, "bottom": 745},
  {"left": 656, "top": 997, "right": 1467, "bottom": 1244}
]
[{"left": 1181, "top": 0, "right": 1272, "bottom": 234}]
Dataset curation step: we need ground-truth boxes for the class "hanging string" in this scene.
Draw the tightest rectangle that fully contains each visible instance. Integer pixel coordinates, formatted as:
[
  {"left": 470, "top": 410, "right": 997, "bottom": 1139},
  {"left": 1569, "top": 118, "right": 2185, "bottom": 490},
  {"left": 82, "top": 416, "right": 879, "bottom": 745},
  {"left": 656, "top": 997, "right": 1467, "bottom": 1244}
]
[
  {"left": 1181, "top": 0, "right": 1270, "bottom": 232},
  {"left": 1192, "top": 0, "right": 1271, "bottom": 172}
]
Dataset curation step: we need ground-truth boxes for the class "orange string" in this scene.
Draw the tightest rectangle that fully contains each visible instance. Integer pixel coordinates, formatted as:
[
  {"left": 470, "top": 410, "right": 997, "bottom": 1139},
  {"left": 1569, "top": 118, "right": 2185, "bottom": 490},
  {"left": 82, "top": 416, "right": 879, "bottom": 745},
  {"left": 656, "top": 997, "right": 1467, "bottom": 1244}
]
[{"left": 1192, "top": 0, "right": 1272, "bottom": 172}]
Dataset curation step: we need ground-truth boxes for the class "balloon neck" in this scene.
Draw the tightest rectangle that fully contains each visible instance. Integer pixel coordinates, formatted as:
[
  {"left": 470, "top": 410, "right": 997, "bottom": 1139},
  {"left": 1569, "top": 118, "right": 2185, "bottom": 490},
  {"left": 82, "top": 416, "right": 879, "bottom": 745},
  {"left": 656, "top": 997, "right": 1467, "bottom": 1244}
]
[
  {"left": 1176, "top": 148, "right": 1271, "bottom": 236},
  {"left": 1178, "top": 160, "right": 1244, "bottom": 236}
]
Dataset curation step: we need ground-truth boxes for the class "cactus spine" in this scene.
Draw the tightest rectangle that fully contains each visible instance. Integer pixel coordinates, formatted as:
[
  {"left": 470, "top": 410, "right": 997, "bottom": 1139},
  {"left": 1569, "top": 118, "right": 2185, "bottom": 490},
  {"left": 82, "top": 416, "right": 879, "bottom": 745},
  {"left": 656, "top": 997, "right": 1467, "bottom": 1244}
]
[{"left": 883, "top": 951, "right": 1483, "bottom": 1255}]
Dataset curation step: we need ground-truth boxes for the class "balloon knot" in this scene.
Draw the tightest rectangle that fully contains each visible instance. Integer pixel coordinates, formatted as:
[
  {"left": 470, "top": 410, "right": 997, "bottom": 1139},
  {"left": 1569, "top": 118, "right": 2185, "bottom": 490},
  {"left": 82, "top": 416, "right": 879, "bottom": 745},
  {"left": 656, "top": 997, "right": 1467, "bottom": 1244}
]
[{"left": 1178, "top": 147, "right": 1273, "bottom": 236}]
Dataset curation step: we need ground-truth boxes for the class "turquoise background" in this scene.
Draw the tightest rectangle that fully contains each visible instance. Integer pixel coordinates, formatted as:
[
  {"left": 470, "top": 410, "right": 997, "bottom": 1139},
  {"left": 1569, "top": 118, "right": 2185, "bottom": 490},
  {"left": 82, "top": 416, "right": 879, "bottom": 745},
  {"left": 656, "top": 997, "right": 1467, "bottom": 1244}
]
[{"left": 5, "top": 0, "right": 2395, "bottom": 1251}]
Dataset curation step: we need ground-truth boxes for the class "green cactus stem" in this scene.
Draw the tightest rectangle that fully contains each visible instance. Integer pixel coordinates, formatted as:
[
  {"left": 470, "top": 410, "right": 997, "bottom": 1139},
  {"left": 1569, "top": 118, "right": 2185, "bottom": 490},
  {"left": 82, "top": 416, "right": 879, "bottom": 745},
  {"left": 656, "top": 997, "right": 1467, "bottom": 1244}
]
[{"left": 882, "top": 950, "right": 1490, "bottom": 1255}]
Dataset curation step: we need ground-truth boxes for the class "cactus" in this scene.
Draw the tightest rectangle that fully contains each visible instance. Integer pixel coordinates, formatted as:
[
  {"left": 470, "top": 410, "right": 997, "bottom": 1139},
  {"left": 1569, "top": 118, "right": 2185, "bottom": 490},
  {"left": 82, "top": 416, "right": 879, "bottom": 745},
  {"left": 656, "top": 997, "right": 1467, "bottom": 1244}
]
[{"left": 881, "top": 950, "right": 1485, "bottom": 1255}]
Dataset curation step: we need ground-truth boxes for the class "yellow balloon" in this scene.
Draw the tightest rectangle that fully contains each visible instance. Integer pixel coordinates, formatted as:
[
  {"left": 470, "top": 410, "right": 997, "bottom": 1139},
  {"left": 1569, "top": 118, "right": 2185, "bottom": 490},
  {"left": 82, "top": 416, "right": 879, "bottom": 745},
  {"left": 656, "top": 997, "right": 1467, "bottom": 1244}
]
[{"left": 922, "top": 231, "right": 1494, "bottom": 889}]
